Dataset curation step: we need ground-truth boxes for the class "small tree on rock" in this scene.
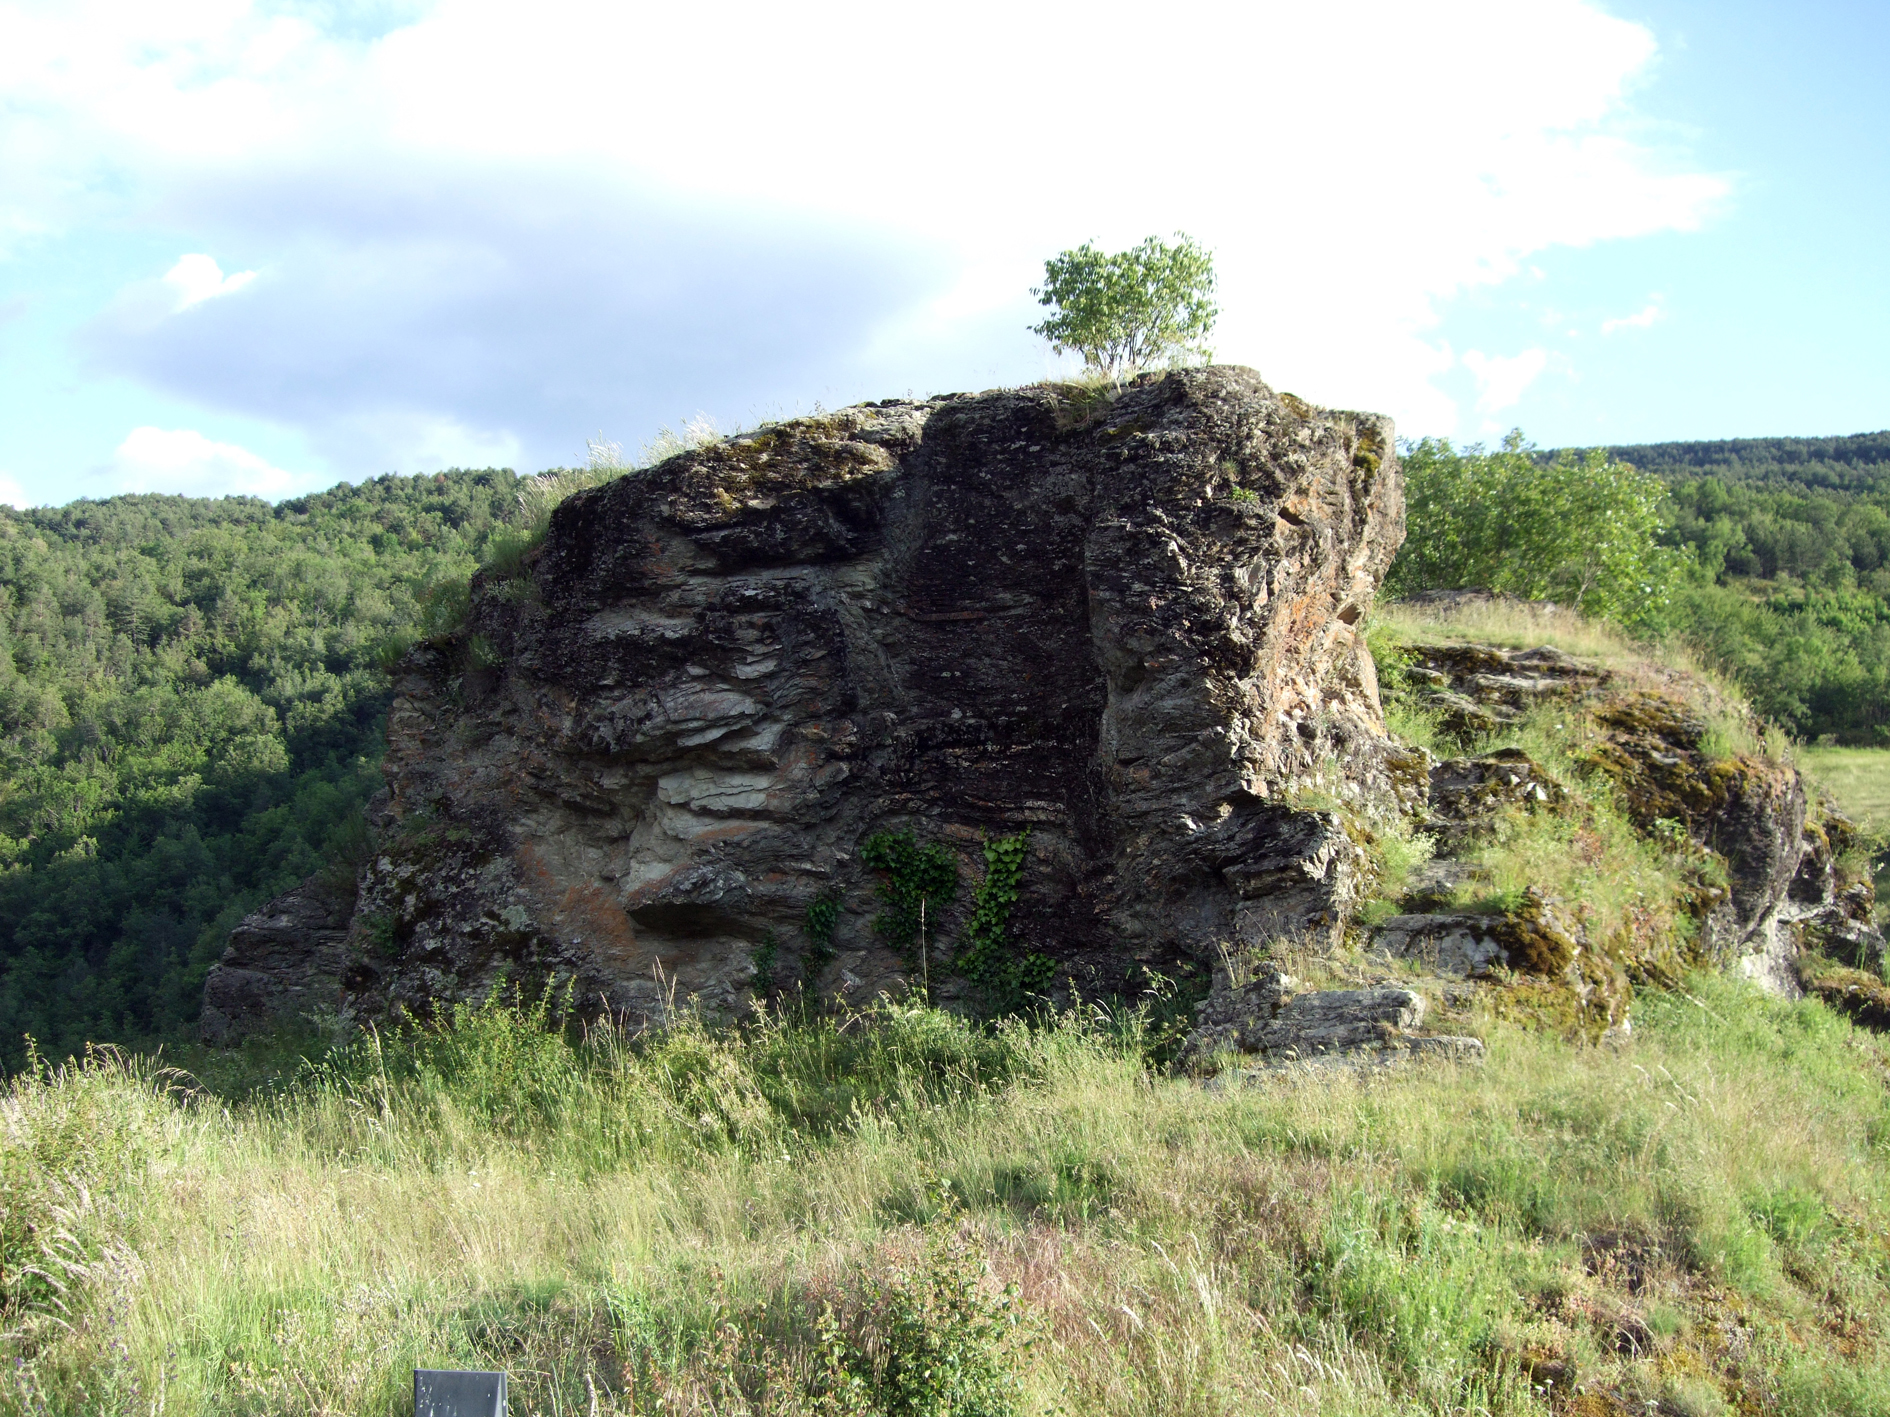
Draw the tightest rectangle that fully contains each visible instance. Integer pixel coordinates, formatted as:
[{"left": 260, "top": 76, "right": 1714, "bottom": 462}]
[{"left": 1030, "top": 233, "right": 1218, "bottom": 379}]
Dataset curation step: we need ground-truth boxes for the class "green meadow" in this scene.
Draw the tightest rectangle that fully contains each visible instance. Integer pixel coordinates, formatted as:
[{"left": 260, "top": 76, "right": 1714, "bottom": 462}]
[{"left": 4, "top": 978, "right": 1889, "bottom": 1416}]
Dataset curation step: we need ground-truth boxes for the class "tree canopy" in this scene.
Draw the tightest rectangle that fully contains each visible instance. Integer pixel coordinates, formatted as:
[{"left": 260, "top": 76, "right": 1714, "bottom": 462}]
[
  {"left": 0, "top": 471, "right": 526, "bottom": 1067},
  {"left": 1388, "top": 431, "right": 1687, "bottom": 628},
  {"left": 1029, "top": 234, "right": 1218, "bottom": 378}
]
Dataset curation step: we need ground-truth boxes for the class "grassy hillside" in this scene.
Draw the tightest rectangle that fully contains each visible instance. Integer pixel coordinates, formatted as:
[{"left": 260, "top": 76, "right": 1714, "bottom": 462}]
[
  {"left": 1802, "top": 748, "right": 1890, "bottom": 831},
  {"left": 3, "top": 977, "right": 1886, "bottom": 1416}
]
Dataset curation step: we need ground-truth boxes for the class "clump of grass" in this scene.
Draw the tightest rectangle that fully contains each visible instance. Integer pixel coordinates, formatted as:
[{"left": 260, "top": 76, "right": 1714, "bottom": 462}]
[
  {"left": 482, "top": 462, "right": 625, "bottom": 583},
  {"left": 1376, "top": 596, "right": 1666, "bottom": 669},
  {"left": 640, "top": 412, "right": 727, "bottom": 466}
]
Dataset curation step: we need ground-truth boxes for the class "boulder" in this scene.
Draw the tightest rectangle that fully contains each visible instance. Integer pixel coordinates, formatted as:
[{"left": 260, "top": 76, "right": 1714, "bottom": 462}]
[
  {"left": 1372, "top": 913, "right": 1510, "bottom": 977},
  {"left": 216, "top": 369, "right": 1408, "bottom": 1028},
  {"left": 200, "top": 880, "right": 355, "bottom": 1044},
  {"left": 1180, "top": 960, "right": 1483, "bottom": 1067},
  {"left": 1399, "top": 642, "right": 1597, "bottom": 735}
]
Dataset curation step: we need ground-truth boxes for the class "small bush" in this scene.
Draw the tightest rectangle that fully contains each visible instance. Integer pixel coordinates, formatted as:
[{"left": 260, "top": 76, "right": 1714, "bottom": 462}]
[
  {"left": 811, "top": 1225, "right": 1033, "bottom": 1417},
  {"left": 1388, "top": 431, "right": 1690, "bottom": 629}
]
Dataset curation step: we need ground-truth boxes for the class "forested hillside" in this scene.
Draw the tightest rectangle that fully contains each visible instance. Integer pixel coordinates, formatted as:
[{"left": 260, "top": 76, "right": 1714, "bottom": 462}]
[
  {"left": 1610, "top": 429, "right": 1890, "bottom": 489},
  {"left": 0, "top": 471, "right": 524, "bottom": 1066},
  {"left": 1612, "top": 431, "right": 1890, "bottom": 744}
]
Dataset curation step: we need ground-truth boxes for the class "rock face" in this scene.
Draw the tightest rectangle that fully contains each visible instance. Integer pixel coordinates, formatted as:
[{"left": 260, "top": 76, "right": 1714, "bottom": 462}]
[
  {"left": 200, "top": 881, "right": 355, "bottom": 1045},
  {"left": 202, "top": 368, "right": 1405, "bottom": 1038},
  {"left": 1182, "top": 961, "right": 1483, "bottom": 1068}
]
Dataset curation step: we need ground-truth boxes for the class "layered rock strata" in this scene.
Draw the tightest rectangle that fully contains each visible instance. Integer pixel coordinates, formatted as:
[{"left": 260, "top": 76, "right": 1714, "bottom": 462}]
[
  {"left": 204, "top": 368, "right": 1405, "bottom": 1038},
  {"left": 1182, "top": 960, "right": 1483, "bottom": 1069},
  {"left": 199, "top": 881, "right": 355, "bottom": 1045}
]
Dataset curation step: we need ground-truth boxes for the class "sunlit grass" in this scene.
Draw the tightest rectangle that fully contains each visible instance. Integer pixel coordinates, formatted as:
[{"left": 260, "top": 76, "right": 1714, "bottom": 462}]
[
  {"left": 1372, "top": 598, "right": 1786, "bottom": 761},
  {"left": 5, "top": 980, "right": 1889, "bottom": 1416},
  {"left": 1801, "top": 747, "right": 1890, "bottom": 832}
]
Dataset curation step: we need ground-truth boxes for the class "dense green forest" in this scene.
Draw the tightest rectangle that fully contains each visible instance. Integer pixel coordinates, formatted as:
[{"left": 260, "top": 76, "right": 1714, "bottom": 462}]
[
  {"left": 3, "top": 426, "right": 1889, "bottom": 1065},
  {"left": 0, "top": 471, "right": 524, "bottom": 1067},
  {"left": 1622, "top": 431, "right": 1890, "bottom": 743}
]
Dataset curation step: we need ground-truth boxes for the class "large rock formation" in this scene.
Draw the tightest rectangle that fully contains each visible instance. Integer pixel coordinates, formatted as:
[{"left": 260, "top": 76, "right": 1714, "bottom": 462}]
[{"left": 203, "top": 368, "right": 1408, "bottom": 1037}]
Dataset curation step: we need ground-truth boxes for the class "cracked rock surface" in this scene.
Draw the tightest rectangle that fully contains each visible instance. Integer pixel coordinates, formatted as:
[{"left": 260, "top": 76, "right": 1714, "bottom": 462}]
[
  {"left": 1181, "top": 961, "right": 1484, "bottom": 1068},
  {"left": 203, "top": 368, "right": 1406, "bottom": 1038}
]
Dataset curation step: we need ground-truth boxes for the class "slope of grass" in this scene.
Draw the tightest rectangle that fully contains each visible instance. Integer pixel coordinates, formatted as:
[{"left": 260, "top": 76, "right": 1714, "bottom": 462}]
[
  {"left": 1801, "top": 747, "right": 1890, "bottom": 832},
  {"left": 4, "top": 980, "right": 1889, "bottom": 1416}
]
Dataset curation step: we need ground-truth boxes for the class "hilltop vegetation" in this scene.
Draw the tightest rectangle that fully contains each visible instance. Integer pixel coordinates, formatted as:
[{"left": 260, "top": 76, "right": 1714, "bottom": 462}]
[
  {"left": 1397, "top": 430, "right": 1890, "bottom": 745},
  {"left": 1607, "top": 430, "right": 1890, "bottom": 491},
  {"left": 1608, "top": 431, "right": 1890, "bottom": 745}
]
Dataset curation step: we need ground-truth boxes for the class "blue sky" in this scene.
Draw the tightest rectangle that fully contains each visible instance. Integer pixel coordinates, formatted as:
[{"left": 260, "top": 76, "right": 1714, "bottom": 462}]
[{"left": 0, "top": 0, "right": 1883, "bottom": 508}]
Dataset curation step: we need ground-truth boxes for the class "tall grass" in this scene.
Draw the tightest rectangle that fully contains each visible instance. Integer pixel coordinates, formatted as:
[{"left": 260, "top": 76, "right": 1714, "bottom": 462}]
[{"left": 4, "top": 978, "right": 1889, "bottom": 1415}]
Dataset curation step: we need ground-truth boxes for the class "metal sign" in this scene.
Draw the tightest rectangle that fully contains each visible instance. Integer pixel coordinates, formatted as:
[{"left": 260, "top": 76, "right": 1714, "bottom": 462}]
[{"left": 415, "top": 1369, "right": 507, "bottom": 1417}]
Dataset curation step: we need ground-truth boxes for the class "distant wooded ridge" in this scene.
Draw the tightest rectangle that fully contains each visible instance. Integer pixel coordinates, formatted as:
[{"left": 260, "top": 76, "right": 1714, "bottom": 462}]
[{"left": 1570, "top": 430, "right": 1890, "bottom": 488}]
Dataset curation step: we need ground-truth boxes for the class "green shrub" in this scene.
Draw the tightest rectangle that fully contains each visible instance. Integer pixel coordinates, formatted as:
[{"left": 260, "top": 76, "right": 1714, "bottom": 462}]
[
  {"left": 1388, "top": 431, "right": 1689, "bottom": 628},
  {"left": 811, "top": 1225, "right": 1033, "bottom": 1417},
  {"left": 1029, "top": 234, "right": 1218, "bottom": 379}
]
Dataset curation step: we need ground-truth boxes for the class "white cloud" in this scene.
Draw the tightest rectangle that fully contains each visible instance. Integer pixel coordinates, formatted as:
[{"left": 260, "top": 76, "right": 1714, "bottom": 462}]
[
  {"left": 1463, "top": 348, "right": 1551, "bottom": 415},
  {"left": 315, "top": 408, "right": 524, "bottom": 475},
  {"left": 0, "top": 472, "right": 29, "bottom": 508},
  {"left": 162, "top": 253, "right": 256, "bottom": 310},
  {"left": 103, "top": 426, "right": 310, "bottom": 498},
  {"left": 7, "top": 0, "right": 1730, "bottom": 471},
  {"left": 1602, "top": 298, "right": 1666, "bottom": 334}
]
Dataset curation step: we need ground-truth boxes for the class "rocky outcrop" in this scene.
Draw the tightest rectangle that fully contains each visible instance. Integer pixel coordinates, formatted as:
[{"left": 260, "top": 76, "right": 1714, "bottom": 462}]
[
  {"left": 1582, "top": 691, "right": 1807, "bottom": 988},
  {"left": 199, "top": 881, "right": 355, "bottom": 1045},
  {"left": 1181, "top": 960, "right": 1483, "bottom": 1069},
  {"left": 203, "top": 368, "right": 1406, "bottom": 1040},
  {"left": 1400, "top": 642, "right": 1597, "bottom": 736},
  {"left": 201, "top": 402, "right": 1880, "bottom": 1054},
  {"left": 1372, "top": 635, "right": 1871, "bottom": 1014},
  {"left": 1785, "top": 807, "right": 1885, "bottom": 970}
]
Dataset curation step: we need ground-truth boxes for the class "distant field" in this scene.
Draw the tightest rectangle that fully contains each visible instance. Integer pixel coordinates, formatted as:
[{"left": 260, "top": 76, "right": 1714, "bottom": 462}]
[{"left": 1800, "top": 746, "right": 1890, "bottom": 831}]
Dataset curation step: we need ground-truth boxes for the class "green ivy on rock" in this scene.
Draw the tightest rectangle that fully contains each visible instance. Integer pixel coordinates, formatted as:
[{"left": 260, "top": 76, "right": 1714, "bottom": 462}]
[
  {"left": 954, "top": 831, "right": 1053, "bottom": 1011},
  {"left": 859, "top": 832, "right": 958, "bottom": 962}
]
